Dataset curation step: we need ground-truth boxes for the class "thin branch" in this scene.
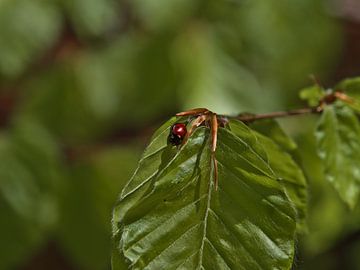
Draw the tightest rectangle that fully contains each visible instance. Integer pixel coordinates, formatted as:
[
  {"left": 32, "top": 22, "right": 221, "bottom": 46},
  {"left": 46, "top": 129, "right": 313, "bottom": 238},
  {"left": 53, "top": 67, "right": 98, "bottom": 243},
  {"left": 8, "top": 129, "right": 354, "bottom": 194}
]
[
  {"left": 223, "top": 90, "right": 358, "bottom": 123},
  {"left": 224, "top": 106, "right": 321, "bottom": 123}
]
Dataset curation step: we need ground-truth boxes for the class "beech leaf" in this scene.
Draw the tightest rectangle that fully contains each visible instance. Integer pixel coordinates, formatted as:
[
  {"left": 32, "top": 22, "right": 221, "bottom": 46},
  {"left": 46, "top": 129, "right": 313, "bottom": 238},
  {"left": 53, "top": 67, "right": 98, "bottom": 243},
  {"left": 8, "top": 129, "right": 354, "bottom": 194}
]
[
  {"left": 112, "top": 118, "right": 297, "bottom": 269},
  {"left": 316, "top": 104, "right": 360, "bottom": 209}
]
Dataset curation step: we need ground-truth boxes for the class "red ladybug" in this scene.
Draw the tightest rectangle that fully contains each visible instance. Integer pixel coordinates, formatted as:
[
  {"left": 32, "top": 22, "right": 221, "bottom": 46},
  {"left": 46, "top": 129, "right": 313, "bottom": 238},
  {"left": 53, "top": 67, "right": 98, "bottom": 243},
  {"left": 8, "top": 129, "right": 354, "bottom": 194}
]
[{"left": 168, "top": 123, "right": 187, "bottom": 145}]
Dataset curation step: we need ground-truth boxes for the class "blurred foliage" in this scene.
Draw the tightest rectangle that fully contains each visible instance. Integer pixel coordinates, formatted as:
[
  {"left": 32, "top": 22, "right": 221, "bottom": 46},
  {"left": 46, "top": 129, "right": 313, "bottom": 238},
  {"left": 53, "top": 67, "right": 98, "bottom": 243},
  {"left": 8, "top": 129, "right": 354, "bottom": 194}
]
[
  {"left": 56, "top": 147, "right": 140, "bottom": 270},
  {"left": 0, "top": 0, "right": 357, "bottom": 269},
  {"left": 0, "top": 0, "right": 61, "bottom": 79},
  {"left": 295, "top": 119, "right": 360, "bottom": 269},
  {"left": 0, "top": 118, "right": 62, "bottom": 269}
]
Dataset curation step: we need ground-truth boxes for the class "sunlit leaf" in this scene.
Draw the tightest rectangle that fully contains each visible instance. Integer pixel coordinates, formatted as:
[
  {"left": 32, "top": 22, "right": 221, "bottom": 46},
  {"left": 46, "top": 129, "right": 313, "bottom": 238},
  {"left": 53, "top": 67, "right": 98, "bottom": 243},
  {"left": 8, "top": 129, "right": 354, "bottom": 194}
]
[
  {"left": 316, "top": 104, "right": 360, "bottom": 209},
  {"left": 299, "top": 85, "right": 325, "bottom": 107},
  {"left": 113, "top": 119, "right": 296, "bottom": 269}
]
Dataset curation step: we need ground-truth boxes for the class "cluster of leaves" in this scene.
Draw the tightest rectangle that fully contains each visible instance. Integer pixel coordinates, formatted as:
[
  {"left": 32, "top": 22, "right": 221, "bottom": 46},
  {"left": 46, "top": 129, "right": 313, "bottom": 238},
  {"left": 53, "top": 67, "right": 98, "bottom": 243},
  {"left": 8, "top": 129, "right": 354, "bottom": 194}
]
[
  {"left": 112, "top": 78, "right": 360, "bottom": 269},
  {"left": 301, "top": 78, "right": 360, "bottom": 209},
  {"left": 294, "top": 80, "right": 360, "bottom": 269}
]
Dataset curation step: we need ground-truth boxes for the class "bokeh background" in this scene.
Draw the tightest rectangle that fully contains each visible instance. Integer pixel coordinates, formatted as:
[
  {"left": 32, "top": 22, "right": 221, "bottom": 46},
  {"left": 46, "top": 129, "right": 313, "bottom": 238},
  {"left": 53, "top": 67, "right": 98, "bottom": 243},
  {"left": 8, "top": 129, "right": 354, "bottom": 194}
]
[{"left": 0, "top": 0, "right": 360, "bottom": 269}]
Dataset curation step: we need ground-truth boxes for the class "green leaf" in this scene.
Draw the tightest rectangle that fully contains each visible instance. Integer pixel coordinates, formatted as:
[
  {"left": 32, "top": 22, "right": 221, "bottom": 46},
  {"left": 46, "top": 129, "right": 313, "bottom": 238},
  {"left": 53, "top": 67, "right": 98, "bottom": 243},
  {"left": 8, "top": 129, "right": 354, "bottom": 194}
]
[
  {"left": 299, "top": 85, "right": 325, "bottom": 107},
  {"left": 316, "top": 104, "right": 360, "bottom": 209},
  {"left": 113, "top": 119, "right": 296, "bottom": 269},
  {"left": 336, "top": 77, "right": 360, "bottom": 112},
  {"left": 297, "top": 132, "right": 360, "bottom": 259},
  {"left": 249, "top": 119, "right": 297, "bottom": 152},
  {"left": 247, "top": 119, "right": 308, "bottom": 232},
  {"left": 336, "top": 77, "right": 360, "bottom": 99}
]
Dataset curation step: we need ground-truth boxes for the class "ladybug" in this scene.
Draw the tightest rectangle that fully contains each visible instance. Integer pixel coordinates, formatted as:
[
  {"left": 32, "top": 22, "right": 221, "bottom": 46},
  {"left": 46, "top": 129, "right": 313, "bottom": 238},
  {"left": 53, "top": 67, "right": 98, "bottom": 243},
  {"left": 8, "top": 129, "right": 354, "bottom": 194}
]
[{"left": 168, "top": 123, "right": 187, "bottom": 146}]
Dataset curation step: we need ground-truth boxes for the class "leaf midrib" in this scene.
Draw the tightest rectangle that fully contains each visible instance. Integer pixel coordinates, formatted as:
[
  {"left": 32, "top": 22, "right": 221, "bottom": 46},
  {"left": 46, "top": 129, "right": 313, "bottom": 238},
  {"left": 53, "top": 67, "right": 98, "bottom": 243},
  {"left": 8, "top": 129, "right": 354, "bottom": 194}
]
[
  {"left": 197, "top": 166, "right": 213, "bottom": 269},
  {"left": 327, "top": 107, "right": 341, "bottom": 180}
]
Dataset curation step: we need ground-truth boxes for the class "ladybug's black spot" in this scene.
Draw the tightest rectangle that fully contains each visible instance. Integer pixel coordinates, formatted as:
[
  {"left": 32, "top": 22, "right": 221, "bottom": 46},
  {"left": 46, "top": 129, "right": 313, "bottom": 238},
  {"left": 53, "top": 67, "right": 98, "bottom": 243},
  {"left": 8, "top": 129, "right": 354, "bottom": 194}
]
[{"left": 168, "top": 133, "right": 182, "bottom": 146}]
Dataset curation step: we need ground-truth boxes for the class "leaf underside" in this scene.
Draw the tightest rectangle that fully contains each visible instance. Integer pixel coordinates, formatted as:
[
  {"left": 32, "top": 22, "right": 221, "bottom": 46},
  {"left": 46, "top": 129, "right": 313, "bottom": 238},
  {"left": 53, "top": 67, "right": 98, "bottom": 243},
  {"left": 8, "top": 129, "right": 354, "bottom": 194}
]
[
  {"left": 316, "top": 104, "right": 360, "bottom": 209},
  {"left": 112, "top": 118, "right": 297, "bottom": 270}
]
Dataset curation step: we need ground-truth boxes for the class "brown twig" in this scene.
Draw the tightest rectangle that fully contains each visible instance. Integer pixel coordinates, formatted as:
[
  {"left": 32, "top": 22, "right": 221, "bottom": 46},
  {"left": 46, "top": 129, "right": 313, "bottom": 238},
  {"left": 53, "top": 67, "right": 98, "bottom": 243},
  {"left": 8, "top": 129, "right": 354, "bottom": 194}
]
[
  {"left": 230, "top": 107, "right": 321, "bottom": 123},
  {"left": 222, "top": 90, "right": 358, "bottom": 123}
]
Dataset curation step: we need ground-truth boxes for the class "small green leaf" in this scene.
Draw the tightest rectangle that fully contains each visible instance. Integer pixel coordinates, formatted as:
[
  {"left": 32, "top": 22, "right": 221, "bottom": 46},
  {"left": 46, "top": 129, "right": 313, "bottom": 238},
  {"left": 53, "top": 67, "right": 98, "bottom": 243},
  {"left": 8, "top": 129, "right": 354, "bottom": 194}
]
[
  {"left": 336, "top": 77, "right": 360, "bottom": 98},
  {"left": 316, "top": 104, "right": 360, "bottom": 209},
  {"left": 336, "top": 77, "right": 360, "bottom": 112},
  {"left": 299, "top": 85, "right": 325, "bottom": 107},
  {"left": 113, "top": 119, "right": 296, "bottom": 269}
]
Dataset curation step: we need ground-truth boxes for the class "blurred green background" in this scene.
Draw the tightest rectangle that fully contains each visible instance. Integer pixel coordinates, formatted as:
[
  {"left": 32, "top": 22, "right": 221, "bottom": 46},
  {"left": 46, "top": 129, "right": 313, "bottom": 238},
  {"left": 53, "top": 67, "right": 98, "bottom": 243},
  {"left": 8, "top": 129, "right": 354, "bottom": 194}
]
[{"left": 0, "top": 0, "right": 360, "bottom": 269}]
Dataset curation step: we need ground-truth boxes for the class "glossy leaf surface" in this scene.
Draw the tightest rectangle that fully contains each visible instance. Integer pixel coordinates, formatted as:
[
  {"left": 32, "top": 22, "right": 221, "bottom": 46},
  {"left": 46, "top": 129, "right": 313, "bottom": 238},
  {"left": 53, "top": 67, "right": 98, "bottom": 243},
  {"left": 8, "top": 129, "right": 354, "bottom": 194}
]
[{"left": 113, "top": 118, "right": 297, "bottom": 269}]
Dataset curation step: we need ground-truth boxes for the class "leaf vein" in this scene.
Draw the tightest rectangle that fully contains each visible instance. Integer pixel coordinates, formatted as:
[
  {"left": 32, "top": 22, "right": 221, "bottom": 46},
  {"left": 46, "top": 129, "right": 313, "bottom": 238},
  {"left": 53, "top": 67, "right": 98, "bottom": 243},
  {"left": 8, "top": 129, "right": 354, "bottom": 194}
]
[
  {"left": 142, "top": 222, "right": 202, "bottom": 270},
  {"left": 204, "top": 238, "right": 233, "bottom": 270},
  {"left": 208, "top": 209, "right": 264, "bottom": 270},
  {"left": 124, "top": 194, "right": 207, "bottom": 252},
  {"left": 217, "top": 160, "right": 295, "bottom": 222}
]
